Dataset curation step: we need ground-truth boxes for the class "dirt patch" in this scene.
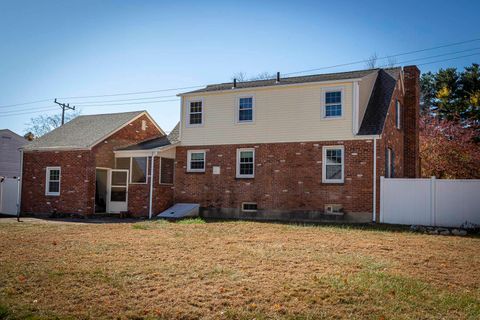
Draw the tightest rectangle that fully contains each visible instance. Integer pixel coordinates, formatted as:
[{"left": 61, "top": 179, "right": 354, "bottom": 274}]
[{"left": 0, "top": 218, "right": 478, "bottom": 319}]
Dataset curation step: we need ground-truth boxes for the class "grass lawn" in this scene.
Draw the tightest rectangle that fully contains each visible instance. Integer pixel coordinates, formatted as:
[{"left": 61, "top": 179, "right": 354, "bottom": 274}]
[{"left": 0, "top": 218, "right": 478, "bottom": 319}]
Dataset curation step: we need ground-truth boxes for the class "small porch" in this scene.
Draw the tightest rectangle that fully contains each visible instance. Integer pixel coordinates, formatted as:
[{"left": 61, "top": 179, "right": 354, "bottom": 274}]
[{"left": 94, "top": 137, "right": 177, "bottom": 218}]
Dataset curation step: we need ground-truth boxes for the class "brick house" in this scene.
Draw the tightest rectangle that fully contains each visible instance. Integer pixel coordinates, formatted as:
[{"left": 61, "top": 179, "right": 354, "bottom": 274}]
[
  {"left": 172, "top": 66, "right": 420, "bottom": 222},
  {"left": 21, "top": 111, "right": 178, "bottom": 217},
  {"left": 21, "top": 66, "right": 420, "bottom": 222}
]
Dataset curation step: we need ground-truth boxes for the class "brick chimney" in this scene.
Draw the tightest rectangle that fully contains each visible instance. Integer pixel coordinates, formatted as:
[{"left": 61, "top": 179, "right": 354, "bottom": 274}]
[{"left": 403, "top": 65, "right": 421, "bottom": 178}]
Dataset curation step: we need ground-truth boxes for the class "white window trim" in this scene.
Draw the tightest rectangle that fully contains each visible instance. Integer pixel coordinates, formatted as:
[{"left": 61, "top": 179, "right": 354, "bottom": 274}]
[
  {"left": 235, "top": 95, "right": 255, "bottom": 124},
  {"left": 396, "top": 100, "right": 401, "bottom": 129},
  {"left": 236, "top": 148, "right": 255, "bottom": 179},
  {"left": 186, "top": 99, "right": 204, "bottom": 127},
  {"left": 321, "top": 86, "right": 345, "bottom": 120},
  {"left": 322, "top": 146, "right": 344, "bottom": 183},
  {"left": 187, "top": 150, "right": 206, "bottom": 173},
  {"left": 159, "top": 157, "right": 174, "bottom": 185},
  {"left": 45, "top": 166, "right": 61, "bottom": 196}
]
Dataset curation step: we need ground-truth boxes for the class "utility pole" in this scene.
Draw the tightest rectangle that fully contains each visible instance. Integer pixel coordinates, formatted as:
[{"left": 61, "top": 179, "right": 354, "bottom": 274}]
[{"left": 54, "top": 99, "right": 75, "bottom": 125}]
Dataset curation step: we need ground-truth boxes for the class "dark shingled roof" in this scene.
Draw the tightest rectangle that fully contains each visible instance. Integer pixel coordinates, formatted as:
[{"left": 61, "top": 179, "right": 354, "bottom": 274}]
[
  {"left": 23, "top": 111, "right": 146, "bottom": 150},
  {"left": 119, "top": 122, "right": 179, "bottom": 151},
  {"left": 358, "top": 68, "right": 400, "bottom": 135},
  {"left": 182, "top": 69, "right": 380, "bottom": 94}
]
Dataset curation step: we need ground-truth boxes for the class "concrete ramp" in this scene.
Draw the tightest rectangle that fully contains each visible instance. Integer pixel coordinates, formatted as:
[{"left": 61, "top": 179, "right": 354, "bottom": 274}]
[{"left": 157, "top": 203, "right": 200, "bottom": 220}]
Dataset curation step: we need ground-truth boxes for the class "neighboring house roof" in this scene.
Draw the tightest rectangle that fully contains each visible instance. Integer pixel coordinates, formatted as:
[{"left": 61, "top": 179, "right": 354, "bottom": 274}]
[
  {"left": 23, "top": 111, "right": 161, "bottom": 150},
  {"left": 180, "top": 68, "right": 388, "bottom": 95},
  {"left": 119, "top": 122, "right": 180, "bottom": 151},
  {"left": 358, "top": 68, "right": 401, "bottom": 135}
]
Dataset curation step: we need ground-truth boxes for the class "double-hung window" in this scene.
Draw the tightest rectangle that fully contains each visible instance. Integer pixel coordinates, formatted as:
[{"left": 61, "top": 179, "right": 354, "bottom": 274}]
[
  {"left": 322, "top": 146, "right": 344, "bottom": 183},
  {"left": 237, "top": 96, "right": 254, "bottom": 123},
  {"left": 323, "top": 89, "right": 343, "bottom": 118},
  {"left": 395, "top": 100, "right": 401, "bottom": 129},
  {"left": 187, "top": 150, "right": 206, "bottom": 172},
  {"left": 236, "top": 148, "right": 255, "bottom": 178},
  {"left": 188, "top": 100, "right": 203, "bottom": 126},
  {"left": 45, "top": 167, "right": 61, "bottom": 196}
]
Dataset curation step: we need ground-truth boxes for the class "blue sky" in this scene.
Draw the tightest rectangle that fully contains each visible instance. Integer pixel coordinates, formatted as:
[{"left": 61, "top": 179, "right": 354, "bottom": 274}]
[{"left": 1, "top": 0, "right": 479, "bottom": 135}]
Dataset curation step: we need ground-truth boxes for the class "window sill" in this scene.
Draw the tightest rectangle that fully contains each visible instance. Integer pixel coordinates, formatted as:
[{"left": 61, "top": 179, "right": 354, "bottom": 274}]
[
  {"left": 186, "top": 170, "right": 205, "bottom": 174},
  {"left": 236, "top": 176, "right": 255, "bottom": 179},
  {"left": 45, "top": 194, "right": 60, "bottom": 197}
]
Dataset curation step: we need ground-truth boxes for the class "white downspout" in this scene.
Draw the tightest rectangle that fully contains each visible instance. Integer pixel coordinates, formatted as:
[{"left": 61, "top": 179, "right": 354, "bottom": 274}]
[
  {"left": 148, "top": 152, "right": 155, "bottom": 219},
  {"left": 18, "top": 148, "right": 24, "bottom": 221},
  {"left": 372, "top": 137, "right": 377, "bottom": 222}
]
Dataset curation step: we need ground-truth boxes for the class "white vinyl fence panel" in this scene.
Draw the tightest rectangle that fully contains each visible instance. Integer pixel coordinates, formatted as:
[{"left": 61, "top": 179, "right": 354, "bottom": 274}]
[
  {"left": 380, "top": 177, "right": 480, "bottom": 228},
  {"left": 0, "top": 177, "right": 20, "bottom": 216}
]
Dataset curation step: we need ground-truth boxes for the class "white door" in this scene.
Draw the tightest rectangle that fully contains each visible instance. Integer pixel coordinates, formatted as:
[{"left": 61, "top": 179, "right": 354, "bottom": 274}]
[
  {"left": 108, "top": 169, "right": 128, "bottom": 213},
  {"left": 0, "top": 178, "right": 20, "bottom": 216}
]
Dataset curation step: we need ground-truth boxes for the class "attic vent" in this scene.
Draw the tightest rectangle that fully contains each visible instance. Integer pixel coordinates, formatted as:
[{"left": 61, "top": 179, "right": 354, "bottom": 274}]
[
  {"left": 325, "top": 204, "right": 343, "bottom": 215},
  {"left": 242, "top": 202, "right": 257, "bottom": 212},
  {"left": 141, "top": 120, "right": 147, "bottom": 131}
]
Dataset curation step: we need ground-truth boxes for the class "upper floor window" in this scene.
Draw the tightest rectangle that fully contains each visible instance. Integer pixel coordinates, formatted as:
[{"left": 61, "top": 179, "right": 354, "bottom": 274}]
[
  {"left": 323, "top": 89, "right": 343, "bottom": 118},
  {"left": 188, "top": 100, "right": 203, "bottom": 126},
  {"left": 236, "top": 148, "right": 255, "bottom": 178},
  {"left": 237, "top": 96, "right": 254, "bottom": 123},
  {"left": 187, "top": 150, "right": 206, "bottom": 172},
  {"left": 395, "top": 100, "right": 401, "bottom": 129},
  {"left": 45, "top": 167, "right": 61, "bottom": 196},
  {"left": 322, "top": 146, "right": 344, "bottom": 183}
]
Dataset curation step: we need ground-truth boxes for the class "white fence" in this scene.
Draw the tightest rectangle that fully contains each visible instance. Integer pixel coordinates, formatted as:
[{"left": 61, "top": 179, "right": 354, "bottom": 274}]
[
  {"left": 380, "top": 177, "right": 480, "bottom": 227},
  {"left": 0, "top": 177, "right": 21, "bottom": 216}
]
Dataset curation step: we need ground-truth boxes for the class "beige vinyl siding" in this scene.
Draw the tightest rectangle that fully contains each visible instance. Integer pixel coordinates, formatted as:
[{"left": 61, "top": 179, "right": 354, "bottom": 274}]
[
  {"left": 181, "top": 81, "right": 369, "bottom": 146},
  {"left": 358, "top": 71, "right": 378, "bottom": 130}
]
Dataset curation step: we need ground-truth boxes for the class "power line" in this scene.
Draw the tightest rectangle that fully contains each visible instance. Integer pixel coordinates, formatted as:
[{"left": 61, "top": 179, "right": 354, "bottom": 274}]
[
  {"left": 71, "top": 94, "right": 179, "bottom": 105},
  {"left": 417, "top": 52, "right": 480, "bottom": 66},
  {"left": 58, "top": 85, "right": 203, "bottom": 100},
  {"left": 283, "top": 38, "right": 480, "bottom": 76},
  {"left": 1, "top": 37, "right": 480, "bottom": 110},
  {"left": 379, "top": 47, "right": 480, "bottom": 67},
  {"left": 0, "top": 107, "right": 58, "bottom": 116},
  {"left": 74, "top": 98, "right": 180, "bottom": 107}
]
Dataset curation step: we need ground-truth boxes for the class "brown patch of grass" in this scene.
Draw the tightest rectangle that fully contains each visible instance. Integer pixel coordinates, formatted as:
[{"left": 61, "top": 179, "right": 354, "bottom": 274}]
[{"left": 0, "top": 218, "right": 478, "bottom": 319}]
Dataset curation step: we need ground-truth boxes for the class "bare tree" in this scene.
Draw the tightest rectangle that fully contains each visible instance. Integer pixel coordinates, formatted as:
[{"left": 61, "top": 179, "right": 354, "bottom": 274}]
[
  {"left": 25, "top": 110, "right": 81, "bottom": 137},
  {"left": 365, "top": 53, "right": 378, "bottom": 69},
  {"left": 231, "top": 72, "right": 248, "bottom": 82},
  {"left": 386, "top": 56, "right": 398, "bottom": 68},
  {"left": 231, "top": 72, "right": 275, "bottom": 81}
]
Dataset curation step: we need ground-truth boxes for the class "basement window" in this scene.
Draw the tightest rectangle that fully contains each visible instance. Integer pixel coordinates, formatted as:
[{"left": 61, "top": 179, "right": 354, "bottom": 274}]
[
  {"left": 45, "top": 167, "right": 61, "bottom": 196},
  {"left": 242, "top": 202, "right": 257, "bottom": 212}
]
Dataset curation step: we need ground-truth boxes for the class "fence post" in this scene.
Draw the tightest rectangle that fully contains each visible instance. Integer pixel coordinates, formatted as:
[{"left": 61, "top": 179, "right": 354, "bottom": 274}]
[
  {"left": 379, "top": 176, "right": 384, "bottom": 223},
  {"left": 430, "top": 176, "right": 436, "bottom": 226}
]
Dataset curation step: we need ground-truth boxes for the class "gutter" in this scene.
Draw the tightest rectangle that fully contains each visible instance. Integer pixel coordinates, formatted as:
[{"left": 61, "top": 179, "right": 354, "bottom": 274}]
[
  {"left": 372, "top": 137, "right": 377, "bottom": 222},
  {"left": 148, "top": 151, "right": 156, "bottom": 219}
]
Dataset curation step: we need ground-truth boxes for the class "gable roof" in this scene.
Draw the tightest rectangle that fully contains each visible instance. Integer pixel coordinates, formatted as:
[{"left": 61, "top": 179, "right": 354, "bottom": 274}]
[
  {"left": 180, "top": 68, "right": 395, "bottom": 95},
  {"left": 358, "top": 68, "right": 401, "bottom": 135},
  {"left": 23, "top": 111, "right": 159, "bottom": 150},
  {"left": 0, "top": 129, "right": 26, "bottom": 143},
  {"left": 119, "top": 122, "right": 180, "bottom": 151}
]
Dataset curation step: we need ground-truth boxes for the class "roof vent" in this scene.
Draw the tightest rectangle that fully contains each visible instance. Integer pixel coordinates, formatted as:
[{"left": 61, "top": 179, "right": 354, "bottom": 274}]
[
  {"left": 276, "top": 72, "right": 280, "bottom": 83},
  {"left": 232, "top": 78, "right": 237, "bottom": 89}
]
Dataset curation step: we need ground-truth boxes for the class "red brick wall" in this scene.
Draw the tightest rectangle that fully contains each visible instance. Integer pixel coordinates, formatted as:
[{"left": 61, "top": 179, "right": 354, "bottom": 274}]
[
  {"left": 175, "top": 140, "right": 375, "bottom": 218},
  {"left": 21, "top": 150, "right": 95, "bottom": 215},
  {"left": 93, "top": 114, "right": 162, "bottom": 168},
  {"left": 403, "top": 66, "right": 421, "bottom": 178},
  {"left": 21, "top": 114, "right": 167, "bottom": 217},
  {"left": 127, "top": 156, "right": 174, "bottom": 217}
]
